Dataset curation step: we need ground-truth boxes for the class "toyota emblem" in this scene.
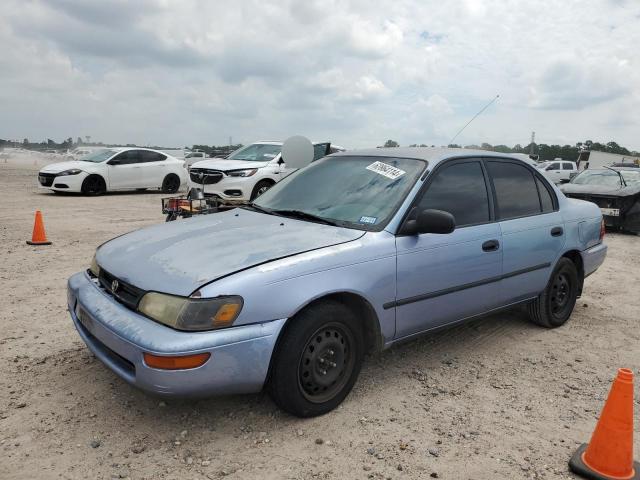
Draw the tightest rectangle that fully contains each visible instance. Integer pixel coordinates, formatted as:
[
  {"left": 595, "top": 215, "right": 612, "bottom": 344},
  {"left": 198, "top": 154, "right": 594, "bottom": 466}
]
[{"left": 111, "top": 279, "right": 119, "bottom": 293}]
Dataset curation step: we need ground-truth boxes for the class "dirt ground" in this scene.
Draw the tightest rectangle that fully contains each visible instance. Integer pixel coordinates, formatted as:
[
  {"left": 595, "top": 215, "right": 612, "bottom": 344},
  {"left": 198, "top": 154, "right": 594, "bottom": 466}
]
[{"left": 1, "top": 157, "right": 639, "bottom": 480}]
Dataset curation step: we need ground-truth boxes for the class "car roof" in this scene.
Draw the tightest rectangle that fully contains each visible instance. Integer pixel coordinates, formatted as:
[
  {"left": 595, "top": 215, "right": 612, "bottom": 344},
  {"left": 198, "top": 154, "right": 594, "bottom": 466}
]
[
  {"left": 254, "top": 141, "right": 340, "bottom": 146},
  {"left": 330, "top": 147, "right": 533, "bottom": 167}
]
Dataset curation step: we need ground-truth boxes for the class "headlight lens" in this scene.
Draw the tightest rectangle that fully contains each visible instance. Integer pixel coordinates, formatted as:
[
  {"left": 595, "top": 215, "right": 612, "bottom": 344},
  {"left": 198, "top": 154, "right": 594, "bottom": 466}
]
[
  {"left": 58, "top": 169, "right": 83, "bottom": 176},
  {"left": 89, "top": 254, "right": 100, "bottom": 277},
  {"left": 138, "top": 292, "right": 243, "bottom": 331},
  {"left": 227, "top": 169, "right": 258, "bottom": 177}
]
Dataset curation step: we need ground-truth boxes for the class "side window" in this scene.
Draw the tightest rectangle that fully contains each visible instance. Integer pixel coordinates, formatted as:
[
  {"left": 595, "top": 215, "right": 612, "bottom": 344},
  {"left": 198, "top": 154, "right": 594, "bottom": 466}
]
[
  {"left": 562, "top": 162, "right": 573, "bottom": 170},
  {"left": 548, "top": 162, "right": 560, "bottom": 170},
  {"left": 115, "top": 150, "right": 143, "bottom": 164},
  {"left": 535, "top": 176, "right": 555, "bottom": 213},
  {"left": 111, "top": 151, "right": 133, "bottom": 165},
  {"left": 418, "top": 161, "right": 490, "bottom": 227},
  {"left": 313, "top": 143, "right": 329, "bottom": 161},
  {"left": 487, "top": 161, "right": 541, "bottom": 219},
  {"left": 141, "top": 151, "right": 167, "bottom": 162}
]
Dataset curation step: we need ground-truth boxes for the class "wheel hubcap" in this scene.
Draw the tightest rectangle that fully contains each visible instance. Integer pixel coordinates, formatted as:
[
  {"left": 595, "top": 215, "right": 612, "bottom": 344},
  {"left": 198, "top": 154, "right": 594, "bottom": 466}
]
[
  {"left": 298, "top": 324, "right": 353, "bottom": 403},
  {"left": 257, "top": 186, "right": 268, "bottom": 196}
]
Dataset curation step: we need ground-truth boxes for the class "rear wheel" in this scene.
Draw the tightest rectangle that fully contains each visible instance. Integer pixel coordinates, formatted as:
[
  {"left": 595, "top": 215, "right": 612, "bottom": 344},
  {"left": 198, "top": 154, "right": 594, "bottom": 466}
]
[
  {"left": 527, "top": 257, "right": 579, "bottom": 328},
  {"left": 268, "top": 301, "right": 364, "bottom": 417},
  {"left": 81, "top": 175, "right": 106, "bottom": 196},
  {"left": 250, "top": 180, "right": 274, "bottom": 201},
  {"left": 162, "top": 174, "right": 180, "bottom": 193}
]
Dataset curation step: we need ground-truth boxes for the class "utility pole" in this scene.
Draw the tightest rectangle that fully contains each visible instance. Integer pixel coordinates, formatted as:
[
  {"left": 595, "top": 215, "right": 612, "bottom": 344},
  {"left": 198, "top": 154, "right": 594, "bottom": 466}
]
[{"left": 529, "top": 131, "right": 535, "bottom": 155}]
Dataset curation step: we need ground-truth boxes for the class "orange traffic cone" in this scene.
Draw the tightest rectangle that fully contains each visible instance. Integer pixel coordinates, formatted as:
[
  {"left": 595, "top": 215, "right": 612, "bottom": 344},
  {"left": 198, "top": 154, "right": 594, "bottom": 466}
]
[
  {"left": 26, "top": 210, "right": 52, "bottom": 245},
  {"left": 569, "top": 368, "right": 639, "bottom": 480}
]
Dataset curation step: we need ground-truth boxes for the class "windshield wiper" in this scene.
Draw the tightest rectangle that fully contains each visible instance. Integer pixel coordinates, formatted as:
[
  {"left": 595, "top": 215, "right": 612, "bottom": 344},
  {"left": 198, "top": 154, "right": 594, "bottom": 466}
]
[
  {"left": 271, "top": 209, "right": 339, "bottom": 226},
  {"left": 241, "top": 204, "right": 274, "bottom": 215},
  {"left": 604, "top": 166, "right": 627, "bottom": 187}
]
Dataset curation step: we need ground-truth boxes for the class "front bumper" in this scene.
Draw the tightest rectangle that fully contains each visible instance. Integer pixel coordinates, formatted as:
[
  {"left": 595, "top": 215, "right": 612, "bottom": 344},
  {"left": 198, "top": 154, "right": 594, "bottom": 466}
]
[
  {"left": 187, "top": 176, "right": 252, "bottom": 202},
  {"left": 67, "top": 271, "right": 286, "bottom": 397},
  {"left": 39, "top": 172, "right": 87, "bottom": 192},
  {"left": 581, "top": 242, "right": 607, "bottom": 277}
]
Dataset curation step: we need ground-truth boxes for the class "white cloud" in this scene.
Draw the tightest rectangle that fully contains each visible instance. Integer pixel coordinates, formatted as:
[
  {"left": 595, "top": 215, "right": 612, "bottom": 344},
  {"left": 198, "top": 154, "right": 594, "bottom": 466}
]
[{"left": 0, "top": 0, "right": 639, "bottom": 150}]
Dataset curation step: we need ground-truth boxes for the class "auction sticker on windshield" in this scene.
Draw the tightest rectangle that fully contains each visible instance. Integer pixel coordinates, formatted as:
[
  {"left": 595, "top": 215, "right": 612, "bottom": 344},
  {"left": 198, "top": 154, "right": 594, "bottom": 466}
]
[{"left": 366, "top": 161, "right": 406, "bottom": 180}]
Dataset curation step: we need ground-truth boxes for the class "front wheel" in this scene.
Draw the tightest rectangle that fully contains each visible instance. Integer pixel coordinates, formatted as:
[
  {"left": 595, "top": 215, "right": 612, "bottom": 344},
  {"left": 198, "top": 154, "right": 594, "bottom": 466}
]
[
  {"left": 527, "top": 257, "right": 579, "bottom": 328},
  {"left": 268, "top": 301, "right": 364, "bottom": 417},
  {"left": 81, "top": 175, "right": 106, "bottom": 196},
  {"left": 250, "top": 180, "right": 274, "bottom": 201}
]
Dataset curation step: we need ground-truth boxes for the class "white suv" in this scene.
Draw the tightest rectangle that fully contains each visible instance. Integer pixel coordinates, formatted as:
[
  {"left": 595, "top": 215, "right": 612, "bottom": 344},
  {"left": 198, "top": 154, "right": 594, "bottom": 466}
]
[{"left": 188, "top": 141, "right": 345, "bottom": 202}]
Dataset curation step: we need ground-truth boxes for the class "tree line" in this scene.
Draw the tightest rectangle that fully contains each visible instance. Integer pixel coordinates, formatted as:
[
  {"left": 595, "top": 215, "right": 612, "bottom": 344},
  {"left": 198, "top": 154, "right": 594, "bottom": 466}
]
[{"left": 380, "top": 139, "right": 639, "bottom": 160}]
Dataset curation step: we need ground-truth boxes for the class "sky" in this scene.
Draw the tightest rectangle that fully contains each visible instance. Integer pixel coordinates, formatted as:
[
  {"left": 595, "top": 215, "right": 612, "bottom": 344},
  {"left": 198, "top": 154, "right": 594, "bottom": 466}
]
[{"left": 1, "top": 0, "right": 639, "bottom": 150}]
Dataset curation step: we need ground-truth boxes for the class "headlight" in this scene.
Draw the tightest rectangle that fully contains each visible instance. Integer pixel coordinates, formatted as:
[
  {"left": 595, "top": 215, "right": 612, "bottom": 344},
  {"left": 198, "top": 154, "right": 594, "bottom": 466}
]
[
  {"left": 89, "top": 254, "right": 100, "bottom": 277},
  {"left": 227, "top": 169, "right": 258, "bottom": 177},
  {"left": 58, "top": 169, "right": 83, "bottom": 176},
  {"left": 138, "top": 292, "right": 243, "bottom": 331}
]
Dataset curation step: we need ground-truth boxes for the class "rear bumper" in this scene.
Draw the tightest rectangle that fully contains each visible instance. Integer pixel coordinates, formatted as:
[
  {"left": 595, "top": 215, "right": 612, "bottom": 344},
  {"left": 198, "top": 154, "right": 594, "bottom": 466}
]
[
  {"left": 67, "top": 271, "right": 286, "bottom": 397},
  {"left": 581, "top": 242, "right": 607, "bottom": 278}
]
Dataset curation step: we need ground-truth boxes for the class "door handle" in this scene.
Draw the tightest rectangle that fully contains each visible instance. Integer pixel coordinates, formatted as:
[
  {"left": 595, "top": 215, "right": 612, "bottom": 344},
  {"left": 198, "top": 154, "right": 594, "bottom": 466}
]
[
  {"left": 551, "top": 226, "right": 563, "bottom": 237},
  {"left": 482, "top": 239, "right": 500, "bottom": 252}
]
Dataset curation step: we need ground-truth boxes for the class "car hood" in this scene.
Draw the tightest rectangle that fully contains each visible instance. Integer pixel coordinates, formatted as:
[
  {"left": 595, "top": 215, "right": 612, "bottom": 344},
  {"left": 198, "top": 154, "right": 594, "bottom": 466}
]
[
  {"left": 40, "top": 160, "right": 97, "bottom": 173},
  {"left": 561, "top": 183, "right": 640, "bottom": 197},
  {"left": 190, "top": 159, "right": 270, "bottom": 171},
  {"left": 96, "top": 209, "right": 364, "bottom": 296}
]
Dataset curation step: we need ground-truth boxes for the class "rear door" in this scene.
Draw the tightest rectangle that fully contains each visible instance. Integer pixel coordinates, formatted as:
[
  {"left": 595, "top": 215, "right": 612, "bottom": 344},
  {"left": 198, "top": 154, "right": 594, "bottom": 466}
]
[
  {"left": 485, "top": 159, "right": 564, "bottom": 304},
  {"left": 394, "top": 158, "right": 503, "bottom": 338},
  {"left": 139, "top": 150, "right": 168, "bottom": 188},
  {"left": 107, "top": 150, "right": 145, "bottom": 189},
  {"left": 544, "top": 162, "right": 562, "bottom": 183}
]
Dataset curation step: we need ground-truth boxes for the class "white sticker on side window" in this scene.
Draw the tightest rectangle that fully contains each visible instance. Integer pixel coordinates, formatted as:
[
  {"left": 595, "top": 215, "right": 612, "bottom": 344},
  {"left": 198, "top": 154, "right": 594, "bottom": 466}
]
[{"left": 366, "top": 161, "right": 406, "bottom": 180}]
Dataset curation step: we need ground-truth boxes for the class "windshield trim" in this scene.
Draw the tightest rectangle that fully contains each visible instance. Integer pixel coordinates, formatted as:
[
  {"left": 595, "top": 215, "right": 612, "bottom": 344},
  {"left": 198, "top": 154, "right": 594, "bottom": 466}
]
[{"left": 254, "top": 155, "right": 428, "bottom": 232}]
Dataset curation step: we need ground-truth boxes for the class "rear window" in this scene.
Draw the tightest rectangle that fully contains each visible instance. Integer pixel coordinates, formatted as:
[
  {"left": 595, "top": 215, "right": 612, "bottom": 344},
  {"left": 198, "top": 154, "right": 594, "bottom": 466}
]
[{"left": 488, "top": 162, "right": 541, "bottom": 219}]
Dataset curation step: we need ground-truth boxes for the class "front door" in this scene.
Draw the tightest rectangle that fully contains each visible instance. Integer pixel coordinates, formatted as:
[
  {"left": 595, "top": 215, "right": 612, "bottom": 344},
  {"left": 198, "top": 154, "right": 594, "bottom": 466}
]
[
  {"left": 107, "top": 150, "right": 145, "bottom": 189},
  {"left": 394, "top": 159, "right": 503, "bottom": 339}
]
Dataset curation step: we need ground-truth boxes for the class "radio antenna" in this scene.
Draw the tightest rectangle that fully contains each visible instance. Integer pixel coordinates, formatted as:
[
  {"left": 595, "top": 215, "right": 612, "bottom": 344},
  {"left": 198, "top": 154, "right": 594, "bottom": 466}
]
[{"left": 448, "top": 94, "right": 500, "bottom": 146}]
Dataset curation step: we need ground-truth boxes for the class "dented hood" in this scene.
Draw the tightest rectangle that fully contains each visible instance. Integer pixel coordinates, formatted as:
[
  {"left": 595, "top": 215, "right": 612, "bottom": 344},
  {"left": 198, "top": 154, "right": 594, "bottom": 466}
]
[{"left": 96, "top": 209, "right": 364, "bottom": 296}]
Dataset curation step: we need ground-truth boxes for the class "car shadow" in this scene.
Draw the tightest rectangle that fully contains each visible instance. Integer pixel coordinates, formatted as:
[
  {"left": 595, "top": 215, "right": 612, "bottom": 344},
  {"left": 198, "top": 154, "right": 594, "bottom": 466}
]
[{"left": 62, "top": 306, "right": 540, "bottom": 429}]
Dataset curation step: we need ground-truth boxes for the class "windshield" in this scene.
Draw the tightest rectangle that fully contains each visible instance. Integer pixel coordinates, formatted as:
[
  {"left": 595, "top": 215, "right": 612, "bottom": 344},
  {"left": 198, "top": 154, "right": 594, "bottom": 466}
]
[
  {"left": 254, "top": 156, "right": 426, "bottom": 230},
  {"left": 79, "top": 149, "right": 118, "bottom": 163},
  {"left": 571, "top": 169, "right": 640, "bottom": 187},
  {"left": 227, "top": 143, "right": 281, "bottom": 162}
]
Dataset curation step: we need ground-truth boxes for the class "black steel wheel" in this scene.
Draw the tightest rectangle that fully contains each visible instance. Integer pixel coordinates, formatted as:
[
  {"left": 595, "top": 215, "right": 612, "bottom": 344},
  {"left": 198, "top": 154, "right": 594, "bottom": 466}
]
[
  {"left": 268, "top": 301, "right": 364, "bottom": 417},
  {"left": 298, "top": 322, "right": 355, "bottom": 404},
  {"left": 81, "top": 175, "right": 106, "bottom": 196},
  {"left": 162, "top": 174, "right": 181, "bottom": 193},
  {"left": 527, "top": 257, "right": 579, "bottom": 328}
]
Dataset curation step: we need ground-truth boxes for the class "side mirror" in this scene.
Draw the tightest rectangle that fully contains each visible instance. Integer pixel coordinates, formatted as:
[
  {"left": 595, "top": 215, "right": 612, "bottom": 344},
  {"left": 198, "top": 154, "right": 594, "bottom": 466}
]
[
  {"left": 401, "top": 209, "right": 455, "bottom": 235},
  {"left": 277, "top": 158, "right": 284, "bottom": 165},
  {"left": 545, "top": 166, "right": 554, "bottom": 171},
  {"left": 108, "top": 159, "right": 121, "bottom": 166}
]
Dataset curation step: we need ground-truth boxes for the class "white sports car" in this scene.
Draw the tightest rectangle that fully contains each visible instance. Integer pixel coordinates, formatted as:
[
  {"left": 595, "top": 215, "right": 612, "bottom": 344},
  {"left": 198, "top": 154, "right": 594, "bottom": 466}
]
[{"left": 38, "top": 148, "right": 186, "bottom": 195}]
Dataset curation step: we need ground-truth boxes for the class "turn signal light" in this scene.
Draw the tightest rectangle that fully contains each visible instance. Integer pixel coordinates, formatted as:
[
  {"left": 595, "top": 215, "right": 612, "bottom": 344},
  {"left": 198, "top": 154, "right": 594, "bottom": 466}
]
[{"left": 143, "top": 352, "right": 210, "bottom": 370}]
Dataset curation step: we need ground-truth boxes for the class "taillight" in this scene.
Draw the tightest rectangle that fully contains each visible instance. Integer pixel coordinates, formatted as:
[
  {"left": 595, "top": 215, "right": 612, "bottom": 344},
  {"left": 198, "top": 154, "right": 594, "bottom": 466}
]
[{"left": 599, "top": 218, "right": 606, "bottom": 241}]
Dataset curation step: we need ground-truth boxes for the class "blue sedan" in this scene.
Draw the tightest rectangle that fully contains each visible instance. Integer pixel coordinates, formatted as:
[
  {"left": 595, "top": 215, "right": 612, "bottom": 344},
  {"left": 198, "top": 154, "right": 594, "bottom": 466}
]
[{"left": 67, "top": 148, "right": 607, "bottom": 417}]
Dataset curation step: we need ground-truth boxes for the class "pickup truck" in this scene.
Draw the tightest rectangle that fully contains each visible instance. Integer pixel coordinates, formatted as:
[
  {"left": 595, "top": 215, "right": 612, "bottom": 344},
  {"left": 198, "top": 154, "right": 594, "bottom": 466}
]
[{"left": 536, "top": 160, "right": 578, "bottom": 184}]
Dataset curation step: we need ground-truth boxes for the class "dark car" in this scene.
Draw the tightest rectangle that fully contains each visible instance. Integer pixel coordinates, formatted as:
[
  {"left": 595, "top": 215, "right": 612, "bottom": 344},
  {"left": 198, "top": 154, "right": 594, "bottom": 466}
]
[{"left": 561, "top": 168, "right": 640, "bottom": 234}]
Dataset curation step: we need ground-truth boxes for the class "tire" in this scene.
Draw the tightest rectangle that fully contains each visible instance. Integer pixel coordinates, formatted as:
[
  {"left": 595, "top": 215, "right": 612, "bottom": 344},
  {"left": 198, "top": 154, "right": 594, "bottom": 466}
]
[
  {"left": 268, "top": 301, "right": 364, "bottom": 417},
  {"left": 527, "top": 257, "right": 579, "bottom": 328},
  {"left": 162, "top": 174, "right": 181, "bottom": 193},
  {"left": 250, "top": 180, "right": 274, "bottom": 201},
  {"left": 81, "top": 175, "right": 106, "bottom": 196}
]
